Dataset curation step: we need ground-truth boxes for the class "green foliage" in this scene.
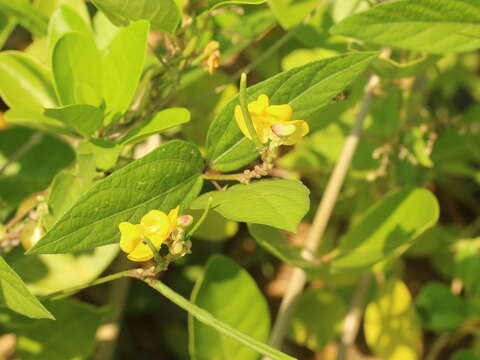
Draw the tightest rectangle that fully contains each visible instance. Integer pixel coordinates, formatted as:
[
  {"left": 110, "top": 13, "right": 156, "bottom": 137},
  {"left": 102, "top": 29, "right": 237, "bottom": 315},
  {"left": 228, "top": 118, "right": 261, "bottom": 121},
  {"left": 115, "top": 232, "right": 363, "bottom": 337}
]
[
  {"left": 29, "top": 140, "right": 204, "bottom": 253},
  {"left": 332, "top": 188, "right": 439, "bottom": 272},
  {"left": 0, "top": 256, "right": 53, "bottom": 319},
  {"left": 0, "top": 0, "right": 48, "bottom": 36},
  {"left": 191, "top": 179, "right": 310, "bottom": 232},
  {"left": 206, "top": 52, "right": 378, "bottom": 171},
  {"left": 330, "top": 0, "right": 480, "bottom": 53},
  {"left": 189, "top": 254, "right": 270, "bottom": 360}
]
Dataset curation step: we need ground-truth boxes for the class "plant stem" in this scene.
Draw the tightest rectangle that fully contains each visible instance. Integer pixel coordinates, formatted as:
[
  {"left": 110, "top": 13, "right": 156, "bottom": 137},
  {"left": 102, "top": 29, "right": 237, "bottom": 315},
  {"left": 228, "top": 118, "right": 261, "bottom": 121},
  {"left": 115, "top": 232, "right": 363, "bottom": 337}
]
[
  {"left": 0, "top": 133, "right": 43, "bottom": 175},
  {"left": 240, "top": 73, "right": 263, "bottom": 149},
  {"left": 130, "top": 274, "right": 296, "bottom": 360},
  {"left": 202, "top": 172, "right": 243, "bottom": 181},
  {"left": 264, "top": 74, "right": 380, "bottom": 356},
  {"left": 42, "top": 269, "right": 134, "bottom": 300},
  {"left": 337, "top": 272, "right": 373, "bottom": 360}
]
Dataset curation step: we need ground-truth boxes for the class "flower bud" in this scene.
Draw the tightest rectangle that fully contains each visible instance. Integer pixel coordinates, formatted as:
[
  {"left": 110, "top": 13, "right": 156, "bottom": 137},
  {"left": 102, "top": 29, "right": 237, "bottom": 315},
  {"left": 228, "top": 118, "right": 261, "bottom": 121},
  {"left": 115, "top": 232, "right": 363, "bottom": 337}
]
[
  {"left": 170, "top": 239, "right": 185, "bottom": 256},
  {"left": 177, "top": 215, "right": 193, "bottom": 227},
  {"left": 271, "top": 123, "right": 296, "bottom": 137}
]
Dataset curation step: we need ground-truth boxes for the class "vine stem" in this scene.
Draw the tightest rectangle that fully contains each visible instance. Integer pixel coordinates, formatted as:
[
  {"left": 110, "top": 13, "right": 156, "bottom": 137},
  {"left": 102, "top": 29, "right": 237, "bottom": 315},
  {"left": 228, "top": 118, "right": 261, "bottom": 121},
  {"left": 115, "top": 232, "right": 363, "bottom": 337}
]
[{"left": 263, "top": 74, "right": 380, "bottom": 357}]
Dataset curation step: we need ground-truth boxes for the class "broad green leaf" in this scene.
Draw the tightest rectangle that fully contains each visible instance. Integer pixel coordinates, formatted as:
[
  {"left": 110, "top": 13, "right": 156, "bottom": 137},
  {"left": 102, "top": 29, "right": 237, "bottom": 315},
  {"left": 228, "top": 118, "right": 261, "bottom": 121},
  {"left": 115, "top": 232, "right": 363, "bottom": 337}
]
[
  {"left": 289, "top": 289, "right": 346, "bottom": 351},
  {"left": 7, "top": 245, "right": 118, "bottom": 295},
  {"left": 331, "top": 188, "right": 439, "bottom": 272},
  {"left": 77, "top": 139, "right": 122, "bottom": 171},
  {"left": 0, "top": 257, "right": 53, "bottom": 319},
  {"left": 248, "top": 223, "right": 314, "bottom": 268},
  {"left": 14, "top": 299, "right": 108, "bottom": 359},
  {"left": 52, "top": 32, "right": 102, "bottom": 106},
  {"left": 191, "top": 179, "right": 310, "bottom": 232},
  {"left": 28, "top": 140, "right": 204, "bottom": 254},
  {"left": 188, "top": 209, "right": 239, "bottom": 242},
  {"left": 5, "top": 109, "right": 73, "bottom": 136},
  {"left": 0, "top": 127, "right": 75, "bottom": 208},
  {"left": 330, "top": 0, "right": 480, "bottom": 54},
  {"left": 102, "top": 20, "right": 149, "bottom": 124},
  {"left": 92, "top": 0, "right": 181, "bottom": 34},
  {"left": 189, "top": 254, "right": 270, "bottom": 360},
  {"left": 48, "top": 4, "right": 94, "bottom": 48},
  {"left": 415, "top": 282, "right": 466, "bottom": 331},
  {"left": 44, "top": 104, "right": 104, "bottom": 137},
  {"left": 0, "top": 0, "right": 48, "bottom": 36},
  {"left": 208, "top": 0, "right": 266, "bottom": 11},
  {"left": 268, "top": 0, "right": 317, "bottom": 29},
  {"left": 0, "top": 12, "right": 16, "bottom": 48},
  {"left": 364, "top": 279, "right": 422, "bottom": 360},
  {"left": 0, "top": 51, "right": 57, "bottom": 110},
  {"left": 454, "top": 239, "right": 480, "bottom": 298},
  {"left": 34, "top": 0, "right": 91, "bottom": 20},
  {"left": 206, "top": 52, "right": 378, "bottom": 172},
  {"left": 121, "top": 108, "right": 190, "bottom": 145},
  {"left": 93, "top": 10, "right": 119, "bottom": 50}
]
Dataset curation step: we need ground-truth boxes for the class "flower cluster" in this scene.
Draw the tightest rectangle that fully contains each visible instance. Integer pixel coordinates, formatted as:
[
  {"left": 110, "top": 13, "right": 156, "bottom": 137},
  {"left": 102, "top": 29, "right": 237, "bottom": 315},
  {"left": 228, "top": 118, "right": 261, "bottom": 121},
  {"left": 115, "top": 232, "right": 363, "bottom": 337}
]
[
  {"left": 119, "top": 206, "right": 192, "bottom": 263},
  {"left": 234, "top": 94, "right": 309, "bottom": 146}
]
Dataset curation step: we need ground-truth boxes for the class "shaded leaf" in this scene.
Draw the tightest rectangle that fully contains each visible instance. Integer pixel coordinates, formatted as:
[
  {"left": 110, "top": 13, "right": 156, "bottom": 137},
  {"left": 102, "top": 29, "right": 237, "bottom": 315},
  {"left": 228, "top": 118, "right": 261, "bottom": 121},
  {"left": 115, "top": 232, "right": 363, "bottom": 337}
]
[
  {"left": 189, "top": 254, "right": 270, "bottom": 360},
  {"left": 48, "top": 4, "right": 94, "bottom": 49},
  {"left": 44, "top": 104, "right": 104, "bottom": 137},
  {"left": 0, "top": 0, "right": 48, "bottom": 36}
]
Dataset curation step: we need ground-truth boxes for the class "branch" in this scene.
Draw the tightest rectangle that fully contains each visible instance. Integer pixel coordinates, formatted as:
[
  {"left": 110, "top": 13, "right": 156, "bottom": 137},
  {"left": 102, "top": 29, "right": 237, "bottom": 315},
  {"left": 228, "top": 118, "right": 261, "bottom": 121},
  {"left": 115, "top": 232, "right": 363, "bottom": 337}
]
[{"left": 263, "top": 74, "right": 380, "bottom": 356}]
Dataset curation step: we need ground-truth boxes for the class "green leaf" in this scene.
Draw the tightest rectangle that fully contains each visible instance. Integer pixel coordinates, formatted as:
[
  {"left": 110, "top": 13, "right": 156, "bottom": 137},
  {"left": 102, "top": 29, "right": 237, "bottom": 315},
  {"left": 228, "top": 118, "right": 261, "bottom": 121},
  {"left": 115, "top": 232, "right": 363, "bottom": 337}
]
[
  {"left": 44, "top": 104, "right": 104, "bottom": 137},
  {"left": 451, "top": 350, "right": 480, "bottom": 360},
  {"left": 289, "top": 289, "right": 347, "bottom": 351},
  {"left": 268, "top": 0, "right": 318, "bottom": 29},
  {"left": 77, "top": 139, "right": 122, "bottom": 171},
  {"left": 92, "top": 0, "right": 181, "bottom": 34},
  {"left": 121, "top": 108, "right": 190, "bottom": 145},
  {"left": 102, "top": 20, "right": 149, "bottom": 124},
  {"left": 0, "top": 12, "right": 16, "bottom": 49},
  {"left": 7, "top": 245, "right": 118, "bottom": 296},
  {"left": 364, "top": 279, "right": 422, "bottom": 360},
  {"left": 5, "top": 109, "right": 73, "bottom": 136},
  {"left": 207, "top": 0, "right": 266, "bottom": 11},
  {"left": 189, "top": 254, "right": 270, "bottom": 360},
  {"left": 206, "top": 52, "right": 378, "bottom": 172},
  {"left": 0, "top": 257, "right": 53, "bottom": 319},
  {"left": 191, "top": 179, "right": 310, "bottom": 232},
  {"left": 52, "top": 32, "right": 102, "bottom": 106},
  {"left": 331, "top": 188, "right": 439, "bottom": 272},
  {"left": 28, "top": 140, "right": 204, "bottom": 254},
  {"left": 188, "top": 209, "right": 239, "bottom": 242},
  {"left": 0, "top": 0, "right": 48, "bottom": 36},
  {"left": 0, "top": 51, "right": 58, "bottom": 110},
  {"left": 14, "top": 299, "right": 108, "bottom": 359},
  {"left": 93, "top": 11, "right": 120, "bottom": 50},
  {"left": 248, "top": 223, "right": 314, "bottom": 268},
  {"left": 330, "top": 0, "right": 480, "bottom": 54},
  {"left": 454, "top": 239, "right": 480, "bottom": 298},
  {"left": 415, "top": 282, "right": 466, "bottom": 332},
  {"left": 48, "top": 4, "right": 95, "bottom": 49}
]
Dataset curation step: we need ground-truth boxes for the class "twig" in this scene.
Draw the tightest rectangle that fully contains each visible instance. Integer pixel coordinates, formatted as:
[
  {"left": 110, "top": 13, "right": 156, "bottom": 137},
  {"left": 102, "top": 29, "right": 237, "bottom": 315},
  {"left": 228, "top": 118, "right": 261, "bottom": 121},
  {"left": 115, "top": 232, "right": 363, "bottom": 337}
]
[
  {"left": 337, "top": 272, "right": 373, "bottom": 360},
  {"left": 263, "top": 74, "right": 381, "bottom": 356}
]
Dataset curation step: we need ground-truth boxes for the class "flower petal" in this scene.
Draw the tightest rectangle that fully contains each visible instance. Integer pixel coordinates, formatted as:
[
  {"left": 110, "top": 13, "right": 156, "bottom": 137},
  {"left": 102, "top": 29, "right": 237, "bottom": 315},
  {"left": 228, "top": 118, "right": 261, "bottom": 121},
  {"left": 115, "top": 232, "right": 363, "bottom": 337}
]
[
  {"left": 141, "top": 210, "right": 170, "bottom": 237},
  {"left": 119, "top": 222, "right": 144, "bottom": 254},
  {"left": 168, "top": 206, "right": 180, "bottom": 231},
  {"left": 235, "top": 105, "right": 253, "bottom": 140},
  {"left": 265, "top": 104, "right": 293, "bottom": 122},
  {"left": 248, "top": 94, "right": 269, "bottom": 115},
  {"left": 127, "top": 243, "right": 154, "bottom": 262},
  {"left": 282, "top": 120, "right": 310, "bottom": 145}
]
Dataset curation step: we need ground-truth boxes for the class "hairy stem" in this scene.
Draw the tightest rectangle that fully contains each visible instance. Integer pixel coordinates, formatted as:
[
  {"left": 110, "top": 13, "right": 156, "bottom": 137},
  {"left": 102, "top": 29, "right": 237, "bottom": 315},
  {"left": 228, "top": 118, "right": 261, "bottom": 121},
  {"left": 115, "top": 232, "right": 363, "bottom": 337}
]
[{"left": 264, "top": 74, "right": 380, "bottom": 356}]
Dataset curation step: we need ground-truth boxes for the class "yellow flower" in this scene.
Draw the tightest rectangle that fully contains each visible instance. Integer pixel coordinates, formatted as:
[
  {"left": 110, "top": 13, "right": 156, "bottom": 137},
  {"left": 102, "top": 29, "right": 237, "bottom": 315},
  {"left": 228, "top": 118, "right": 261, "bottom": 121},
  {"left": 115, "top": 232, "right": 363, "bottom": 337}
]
[
  {"left": 234, "top": 94, "right": 309, "bottom": 145},
  {"left": 119, "top": 206, "right": 179, "bottom": 262}
]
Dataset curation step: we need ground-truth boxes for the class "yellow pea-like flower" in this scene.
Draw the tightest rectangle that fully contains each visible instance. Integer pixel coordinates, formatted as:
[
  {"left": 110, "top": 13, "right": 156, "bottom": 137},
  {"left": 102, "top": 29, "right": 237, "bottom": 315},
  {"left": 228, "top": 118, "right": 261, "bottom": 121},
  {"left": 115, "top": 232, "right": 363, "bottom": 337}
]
[
  {"left": 119, "top": 206, "right": 180, "bottom": 262},
  {"left": 234, "top": 94, "right": 309, "bottom": 145}
]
